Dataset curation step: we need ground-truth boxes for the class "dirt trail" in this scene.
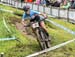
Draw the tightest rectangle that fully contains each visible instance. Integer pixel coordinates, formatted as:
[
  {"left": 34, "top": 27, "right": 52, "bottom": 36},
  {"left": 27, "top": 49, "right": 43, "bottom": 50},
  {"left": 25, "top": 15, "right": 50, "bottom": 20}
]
[
  {"left": 15, "top": 22, "right": 37, "bottom": 41},
  {"left": 9, "top": 17, "right": 37, "bottom": 40},
  {"left": 10, "top": 17, "right": 28, "bottom": 34},
  {"left": 15, "top": 22, "right": 26, "bottom": 34}
]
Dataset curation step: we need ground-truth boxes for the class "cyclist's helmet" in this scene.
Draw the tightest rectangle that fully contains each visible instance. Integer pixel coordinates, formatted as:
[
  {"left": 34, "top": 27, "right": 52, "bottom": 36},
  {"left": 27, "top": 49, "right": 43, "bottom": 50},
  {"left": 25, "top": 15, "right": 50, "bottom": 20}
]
[{"left": 23, "top": 5, "right": 30, "bottom": 12}]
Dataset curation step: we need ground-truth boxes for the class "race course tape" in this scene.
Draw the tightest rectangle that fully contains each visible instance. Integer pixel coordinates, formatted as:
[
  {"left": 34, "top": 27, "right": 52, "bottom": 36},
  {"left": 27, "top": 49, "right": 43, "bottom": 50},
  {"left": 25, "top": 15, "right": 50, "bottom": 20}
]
[
  {"left": 0, "top": 17, "right": 16, "bottom": 41},
  {"left": 46, "top": 19, "right": 75, "bottom": 35},
  {"left": 3, "top": 17, "right": 11, "bottom": 33},
  {"left": 26, "top": 39, "right": 75, "bottom": 57},
  {"left": 0, "top": 8, "right": 13, "bottom": 13},
  {"left": 0, "top": 36, "right": 16, "bottom": 41}
]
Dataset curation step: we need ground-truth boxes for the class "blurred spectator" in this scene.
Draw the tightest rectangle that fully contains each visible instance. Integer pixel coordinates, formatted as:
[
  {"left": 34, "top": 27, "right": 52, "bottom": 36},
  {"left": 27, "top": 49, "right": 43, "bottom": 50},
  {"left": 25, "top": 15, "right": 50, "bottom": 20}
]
[
  {"left": 63, "top": 0, "right": 67, "bottom": 5},
  {"left": 34, "top": 0, "right": 75, "bottom": 9},
  {"left": 24, "top": 0, "right": 33, "bottom": 3},
  {"left": 45, "top": 0, "right": 52, "bottom": 6},
  {"left": 34, "top": 0, "right": 46, "bottom": 6},
  {"left": 34, "top": 0, "right": 41, "bottom": 5},
  {"left": 70, "top": 0, "right": 74, "bottom": 5},
  {"left": 40, "top": 0, "right": 46, "bottom": 6},
  {"left": 52, "top": 0, "right": 62, "bottom": 7},
  {"left": 57, "top": 0, "right": 62, "bottom": 3},
  {"left": 70, "top": 0, "right": 75, "bottom": 9},
  {"left": 61, "top": 1, "right": 71, "bottom": 9},
  {"left": 71, "top": 1, "right": 75, "bottom": 9}
]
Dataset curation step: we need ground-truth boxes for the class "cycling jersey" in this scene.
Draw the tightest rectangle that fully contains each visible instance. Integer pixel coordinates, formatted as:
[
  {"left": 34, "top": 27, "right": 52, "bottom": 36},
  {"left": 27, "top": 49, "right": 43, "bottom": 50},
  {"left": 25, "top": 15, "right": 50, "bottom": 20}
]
[{"left": 22, "top": 10, "right": 40, "bottom": 20}]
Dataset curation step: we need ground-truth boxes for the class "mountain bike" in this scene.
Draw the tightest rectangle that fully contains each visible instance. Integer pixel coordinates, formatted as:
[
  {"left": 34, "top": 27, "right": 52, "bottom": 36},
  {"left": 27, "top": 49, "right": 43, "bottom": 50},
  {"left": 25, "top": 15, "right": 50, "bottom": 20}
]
[{"left": 27, "top": 19, "right": 51, "bottom": 50}]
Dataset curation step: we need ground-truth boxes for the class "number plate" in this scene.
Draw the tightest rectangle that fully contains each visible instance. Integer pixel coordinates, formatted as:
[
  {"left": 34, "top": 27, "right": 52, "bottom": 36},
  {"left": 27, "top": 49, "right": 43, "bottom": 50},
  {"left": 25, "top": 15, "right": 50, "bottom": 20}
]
[{"left": 32, "top": 22, "right": 39, "bottom": 28}]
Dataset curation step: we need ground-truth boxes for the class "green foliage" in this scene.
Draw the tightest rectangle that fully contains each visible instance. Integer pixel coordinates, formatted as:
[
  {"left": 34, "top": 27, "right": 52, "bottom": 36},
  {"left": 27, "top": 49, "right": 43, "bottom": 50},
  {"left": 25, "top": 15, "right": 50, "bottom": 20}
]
[{"left": 0, "top": 5, "right": 40, "bottom": 56}]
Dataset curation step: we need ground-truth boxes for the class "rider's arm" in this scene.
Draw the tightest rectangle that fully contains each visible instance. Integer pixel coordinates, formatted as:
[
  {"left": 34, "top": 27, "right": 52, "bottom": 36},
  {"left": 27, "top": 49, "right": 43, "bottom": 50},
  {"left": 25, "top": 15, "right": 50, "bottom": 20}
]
[
  {"left": 39, "top": 12, "right": 47, "bottom": 18},
  {"left": 32, "top": 10, "right": 47, "bottom": 18},
  {"left": 21, "top": 19, "right": 26, "bottom": 26},
  {"left": 21, "top": 13, "right": 26, "bottom": 26}
]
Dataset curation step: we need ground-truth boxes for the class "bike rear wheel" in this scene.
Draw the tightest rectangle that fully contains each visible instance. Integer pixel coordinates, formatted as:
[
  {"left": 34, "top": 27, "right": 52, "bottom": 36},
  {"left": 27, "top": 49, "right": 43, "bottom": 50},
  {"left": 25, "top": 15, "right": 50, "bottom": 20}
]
[
  {"left": 36, "top": 28, "right": 51, "bottom": 50},
  {"left": 36, "top": 29, "right": 46, "bottom": 50}
]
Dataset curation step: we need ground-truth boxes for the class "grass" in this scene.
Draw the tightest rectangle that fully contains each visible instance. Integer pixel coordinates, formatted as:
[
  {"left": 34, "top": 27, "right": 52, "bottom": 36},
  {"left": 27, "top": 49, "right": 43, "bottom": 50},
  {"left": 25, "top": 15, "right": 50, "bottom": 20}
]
[
  {"left": 0, "top": 6, "right": 40, "bottom": 57},
  {"left": 0, "top": 4, "right": 75, "bottom": 57},
  {"left": 37, "top": 18, "right": 75, "bottom": 57},
  {"left": 0, "top": 4, "right": 24, "bottom": 16},
  {"left": 38, "top": 42, "right": 75, "bottom": 57},
  {"left": 49, "top": 17, "right": 75, "bottom": 31},
  {"left": 45, "top": 21, "right": 75, "bottom": 45}
]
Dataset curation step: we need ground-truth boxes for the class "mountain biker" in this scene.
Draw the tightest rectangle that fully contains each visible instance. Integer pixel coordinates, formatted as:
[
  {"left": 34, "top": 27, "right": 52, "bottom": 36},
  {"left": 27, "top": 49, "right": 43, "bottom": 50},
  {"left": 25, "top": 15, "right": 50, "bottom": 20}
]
[{"left": 21, "top": 5, "right": 49, "bottom": 36}]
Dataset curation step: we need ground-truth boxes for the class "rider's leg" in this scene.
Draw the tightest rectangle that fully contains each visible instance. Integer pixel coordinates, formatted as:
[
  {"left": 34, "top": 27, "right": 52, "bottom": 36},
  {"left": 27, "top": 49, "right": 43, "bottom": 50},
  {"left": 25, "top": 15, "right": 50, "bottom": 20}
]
[
  {"left": 40, "top": 21, "right": 49, "bottom": 36},
  {"left": 33, "top": 15, "right": 49, "bottom": 36}
]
